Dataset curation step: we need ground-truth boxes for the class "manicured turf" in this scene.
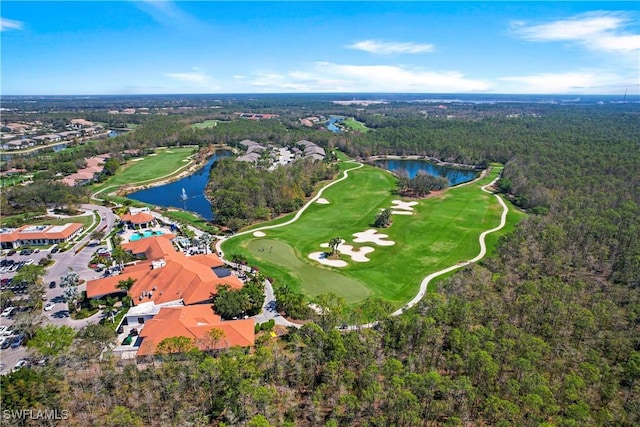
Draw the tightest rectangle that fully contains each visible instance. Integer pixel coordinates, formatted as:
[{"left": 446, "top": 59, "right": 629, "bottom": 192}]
[
  {"left": 191, "top": 120, "right": 218, "bottom": 129},
  {"left": 91, "top": 147, "right": 195, "bottom": 195},
  {"left": 342, "top": 117, "right": 369, "bottom": 132},
  {"left": 245, "top": 239, "right": 370, "bottom": 301},
  {"left": 222, "top": 162, "right": 521, "bottom": 308}
]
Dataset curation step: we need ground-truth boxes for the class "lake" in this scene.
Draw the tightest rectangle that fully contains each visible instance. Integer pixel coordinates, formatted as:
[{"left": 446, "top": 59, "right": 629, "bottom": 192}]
[
  {"left": 127, "top": 150, "right": 231, "bottom": 220},
  {"left": 373, "top": 159, "right": 478, "bottom": 186}
]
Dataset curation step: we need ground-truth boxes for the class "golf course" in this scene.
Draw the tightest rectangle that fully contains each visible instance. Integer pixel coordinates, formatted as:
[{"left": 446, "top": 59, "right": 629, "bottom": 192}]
[{"left": 221, "top": 161, "right": 524, "bottom": 309}]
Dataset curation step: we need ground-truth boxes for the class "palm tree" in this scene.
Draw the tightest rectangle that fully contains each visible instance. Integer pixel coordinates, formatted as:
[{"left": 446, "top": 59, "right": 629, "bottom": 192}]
[{"left": 329, "top": 237, "right": 342, "bottom": 256}]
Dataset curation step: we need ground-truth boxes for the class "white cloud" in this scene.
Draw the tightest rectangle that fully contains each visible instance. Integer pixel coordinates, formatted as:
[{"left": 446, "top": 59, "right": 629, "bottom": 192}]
[
  {"left": 500, "top": 71, "right": 634, "bottom": 94},
  {"left": 348, "top": 40, "right": 435, "bottom": 54},
  {"left": 511, "top": 11, "right": 640, "bottom": 53},
  {"left": 247, "top": 63, "right": 489, "bottom": 93},
  {"left": 165, "top": 68, "right": 208, "bottom": 84},
  {"left": 0, "top": 17, "right": 24, "bottom": 32},
  {"left": 134, "top": 0, "right": 208, "bottom": 33}
]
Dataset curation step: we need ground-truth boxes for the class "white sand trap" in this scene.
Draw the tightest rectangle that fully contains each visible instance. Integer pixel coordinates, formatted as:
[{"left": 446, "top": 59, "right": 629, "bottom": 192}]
[
  {"left": 391, "top": 200, "right": 419, "bottom": 211},
  {"left": 165, "top": 150, "right": 173, "bottom": 153},
  {"left": 131, "top": 158, "right": 144, "bottom": 162},
  {"left": 308, "top": 251, "right": 347, "bottom": 267},
  {"left": 353, "top": 229, "right": 395, "bottom": 246},
  {"left": 253, "top": 231, "right": 266, "bottom": 237},
  {"left": 336, "top": 243, "right": 374, "bottom": 262},
  {"left": 182, "top": 159, "right": 189, "bottom": 162},
  {"left": 148, "top": 153, "right": 158, "bottom": 156},
  {"left": 391, "top": 210, "right": 414, "bottom": 215},
  {"left": 316, "top": 198, "right": 330, "bottom": 204}
]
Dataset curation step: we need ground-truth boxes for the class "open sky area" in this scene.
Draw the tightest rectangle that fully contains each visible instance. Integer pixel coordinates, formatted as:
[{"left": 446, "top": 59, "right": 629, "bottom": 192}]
[{"left": 1, "top": 1, "right": 638, "bottom": 95}]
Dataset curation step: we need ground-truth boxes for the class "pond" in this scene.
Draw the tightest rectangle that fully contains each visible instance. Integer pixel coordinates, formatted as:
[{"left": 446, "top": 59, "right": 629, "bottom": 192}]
[
  {"left": 127, "top": 150, "right": 231, "bottom": 220},
  {"left": 373, "top": 159, "right": 478, "bottom": 186},
  {"left": 327, "top": 116, "right": 344, "bottom": 132}
]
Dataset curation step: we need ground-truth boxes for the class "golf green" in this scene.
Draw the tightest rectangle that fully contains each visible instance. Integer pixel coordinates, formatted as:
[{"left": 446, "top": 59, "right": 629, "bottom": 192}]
[{"left": 244, "top": 238, "right": 371, "bottom": 302}]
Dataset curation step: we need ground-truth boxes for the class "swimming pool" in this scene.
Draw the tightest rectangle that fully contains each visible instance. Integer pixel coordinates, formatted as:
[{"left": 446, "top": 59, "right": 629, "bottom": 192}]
[{"left": 129, "top": 230, "right": 165, "bottom": 241}]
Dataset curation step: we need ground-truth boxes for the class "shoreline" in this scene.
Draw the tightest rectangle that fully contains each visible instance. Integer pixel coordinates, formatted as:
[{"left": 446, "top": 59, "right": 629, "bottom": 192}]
[
  {"left": 117, "top": 146, "right": 226, "bottom": 196},
  {"left": 363, "top": 154, "right": 482, "bottom": 170}
]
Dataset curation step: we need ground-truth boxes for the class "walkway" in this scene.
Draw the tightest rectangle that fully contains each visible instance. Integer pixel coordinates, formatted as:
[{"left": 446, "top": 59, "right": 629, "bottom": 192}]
[{"left": 218, "top": 164, "right": 509, "bottom": 329}]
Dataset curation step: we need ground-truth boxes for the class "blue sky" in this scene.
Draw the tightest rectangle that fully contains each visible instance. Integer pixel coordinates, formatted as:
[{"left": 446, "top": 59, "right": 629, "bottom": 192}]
[{"left": 1, "top": 1, "right": 638, "bottom": 95}]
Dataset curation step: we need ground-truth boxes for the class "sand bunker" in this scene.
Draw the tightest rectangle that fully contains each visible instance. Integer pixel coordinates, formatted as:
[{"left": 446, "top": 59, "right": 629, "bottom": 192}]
[
  {"left": 131, "top": 158, "right": 144, "bottom": 162},
  {"left": 316, "top": 198, "right": 330, "bottom": 204},
  {"left": 312, "top": 239, "right": 375, "bottom": 266},
  {"left": 148, "top": 153, "right": 158, "bottom": 156},
  {"left": 253, "top": 231, "right": 266, "bottom": 237},
  {"left": 309, "top": 251, "right": 348, "bottom": 267},
  {"left": 391, "top": 210, "right": 413, "bottom": 215},
  {"left": 352, "top": 229, "right": 396, "bottom": 246},
  {"left": 391, "top": 200, "right": 419, "bottom": 211},
  {"left": 337, "top": 243, "right": 374, "bottom": 262}
]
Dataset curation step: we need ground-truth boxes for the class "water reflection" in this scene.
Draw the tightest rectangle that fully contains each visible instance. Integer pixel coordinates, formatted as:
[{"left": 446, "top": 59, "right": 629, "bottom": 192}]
[
  {"left": 373, "top": 159, "right": 478, "bottom": 186},
  {"left": 127, "top": 150, "right": 231, "bottom": 220}
]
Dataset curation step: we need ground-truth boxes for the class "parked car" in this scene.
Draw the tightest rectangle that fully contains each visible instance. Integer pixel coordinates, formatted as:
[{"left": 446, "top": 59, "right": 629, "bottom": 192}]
[
  {"left": 1, "top": 306, "right": 15, "bottom": 317},
  {"left": 0, "top": 338, "right": 12, "bottom": 349},
  {"left": 51, "top": 246, "right": 59, "bottom": 253},
  {"left": 7, "top": 249, "right": 16, "bottom": 256},
  {"left": 1, "top": 326, "right": 14, "bottom": 336},
  {"left": 11, "top": 334, "right": 26, "bottom": 348},
  {"left": 49, "top": 281, "right": 57, "bottom": 289},
  {"left": 12, "top": 359, "right": 29, "bottom": 372},
  {"left": 44, "top": 302, "right": 55, "bottom": 311}
]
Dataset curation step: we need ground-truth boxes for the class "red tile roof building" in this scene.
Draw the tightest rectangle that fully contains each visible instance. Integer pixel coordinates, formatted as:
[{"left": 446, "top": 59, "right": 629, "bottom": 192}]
[
  {"left": 136, "top": 305, "right": 254, "bottom": 356},
  {"left": 0, "top": 223, "right": 84, "bottom": 249},
  {"left": 86, "top": 235, "right": 252, "bottom": 356}
]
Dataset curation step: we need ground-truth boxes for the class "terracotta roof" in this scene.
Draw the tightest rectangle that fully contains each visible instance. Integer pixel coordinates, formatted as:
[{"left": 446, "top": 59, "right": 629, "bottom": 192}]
[
  {"left": 120, "top": 211, "right": 155, "bottom": 225},
  {"left": 123, "top": 235, "right": 177, "bottom": 260},
  {"left": 136, "top": 305, "right": 254, "bottom": 356},
  {"left": 0, "top": 223, "right": 83, "bottom": 243},
  {"left": 86, "top": 236, "right": 242, "bottom": 305}
]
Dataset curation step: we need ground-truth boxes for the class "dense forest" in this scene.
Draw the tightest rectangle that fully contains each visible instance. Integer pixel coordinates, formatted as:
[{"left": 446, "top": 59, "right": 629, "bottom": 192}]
[
  {"left": 1, "top": 101, "right": 639, "bottom": 425},
  {"left": 206, "top": 158, "right": 338, "bottom": 230}
]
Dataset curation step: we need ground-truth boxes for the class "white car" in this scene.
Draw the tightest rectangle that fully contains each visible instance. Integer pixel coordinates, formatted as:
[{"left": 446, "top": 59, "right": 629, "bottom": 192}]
[
  {"left": 1, "top": 307, "right": 15, "bottom": 317},
  {"left": 0, "top": 326, "right": 14, "bottom": 337},
  {"left": 43, "top": 302, "right": 55, "bottom": 311},
  {"left": 12, "top": 359, "right": 29, "bottom": 372}
]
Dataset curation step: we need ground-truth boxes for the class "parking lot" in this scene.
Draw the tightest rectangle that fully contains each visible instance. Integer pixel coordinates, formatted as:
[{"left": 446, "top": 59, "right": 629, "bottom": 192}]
[{"left": 0, "top": 203, "right": 116, "bottom": 374}]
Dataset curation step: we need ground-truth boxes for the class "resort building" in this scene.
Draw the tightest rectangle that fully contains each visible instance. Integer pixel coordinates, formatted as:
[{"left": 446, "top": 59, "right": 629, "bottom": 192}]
[
  {"left": 86, "top": 235, "right": 252, "bottom": 357},
  {"left": 136, "top": 304, "right": 254, "bottom": 356},
  {"left": 120, "top": 206, "right": 157, "bottom": 229},
  {"left": 0, "top": 223, "right": 84, "bottom": 249}
]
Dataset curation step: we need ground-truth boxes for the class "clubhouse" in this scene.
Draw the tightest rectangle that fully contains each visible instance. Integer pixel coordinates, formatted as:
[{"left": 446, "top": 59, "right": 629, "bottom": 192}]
[{"left": 86, "top": 235, "right": 254, "bottom": 356}]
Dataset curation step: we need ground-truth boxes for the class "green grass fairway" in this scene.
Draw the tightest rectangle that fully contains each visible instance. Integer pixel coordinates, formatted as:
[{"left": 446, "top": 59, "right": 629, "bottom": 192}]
[
  {"left": 222, "top": 163, "right": 522, "bottom": 308},
  {"left": 91, "top": 147, "right": 195, "bottom": 195},
  {"left": 191, "top": 120, "right": 218, "bottom": 129},
  {"left": 244, "top": 239, "right": 370, "bottom": 302},
  {"left": 343, "top": 117, "right": 369, "bottom": 132}
]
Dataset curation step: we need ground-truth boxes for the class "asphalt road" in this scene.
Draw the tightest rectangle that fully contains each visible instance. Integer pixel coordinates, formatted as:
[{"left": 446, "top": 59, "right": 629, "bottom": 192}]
[{"left": 0, "top": 204, "right": 117, "bottom": 374}]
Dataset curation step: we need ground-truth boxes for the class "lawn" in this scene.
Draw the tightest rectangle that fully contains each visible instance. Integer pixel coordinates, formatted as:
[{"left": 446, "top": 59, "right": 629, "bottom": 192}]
[
  {"left": 191, "top": 120, "right": 218, "bottom": 129},
  {"left": 222, "top": 163, "right": 523, "bottom": 309},
  {"left": 91, "top": 147, "right": 196, "bottom": 196},
  {"left": 342, "top": 117, "right": 369, "bottom": 133}
]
